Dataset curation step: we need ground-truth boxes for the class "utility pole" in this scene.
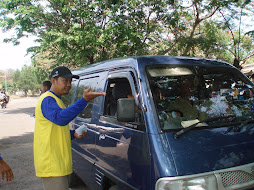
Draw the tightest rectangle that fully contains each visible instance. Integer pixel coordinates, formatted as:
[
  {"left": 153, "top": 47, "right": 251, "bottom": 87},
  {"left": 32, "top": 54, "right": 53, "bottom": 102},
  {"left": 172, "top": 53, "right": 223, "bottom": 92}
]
[{"left": 5, "top": 73, "right": 7, "bottom": 93}]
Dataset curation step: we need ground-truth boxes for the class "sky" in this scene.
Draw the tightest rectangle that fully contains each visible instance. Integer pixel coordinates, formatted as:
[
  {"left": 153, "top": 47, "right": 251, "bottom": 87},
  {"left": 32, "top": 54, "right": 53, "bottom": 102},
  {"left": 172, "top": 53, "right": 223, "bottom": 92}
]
[{"left": 0, "top": 30, "right": 38, "bottom": 72}]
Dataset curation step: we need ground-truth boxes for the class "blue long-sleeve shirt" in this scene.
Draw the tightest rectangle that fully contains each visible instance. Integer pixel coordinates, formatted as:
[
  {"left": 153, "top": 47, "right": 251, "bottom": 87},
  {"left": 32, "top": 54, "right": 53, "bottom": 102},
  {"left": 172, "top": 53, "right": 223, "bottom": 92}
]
[
  {"left": 0, "top": 154, "right": 2, "bottom": 160},
  {"left": 41, "top": 91, "right": 88, "bottom": 140}
]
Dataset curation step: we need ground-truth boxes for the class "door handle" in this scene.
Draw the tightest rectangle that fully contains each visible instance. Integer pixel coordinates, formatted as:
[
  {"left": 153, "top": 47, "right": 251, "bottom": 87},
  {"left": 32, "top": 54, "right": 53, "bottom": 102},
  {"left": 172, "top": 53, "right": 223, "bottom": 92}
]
[
  {"left": 99, "top": 129, "right": 106, "bottom": 135},
  {"left": 99, "top": 129, "right": 106, "bottom": 140}
]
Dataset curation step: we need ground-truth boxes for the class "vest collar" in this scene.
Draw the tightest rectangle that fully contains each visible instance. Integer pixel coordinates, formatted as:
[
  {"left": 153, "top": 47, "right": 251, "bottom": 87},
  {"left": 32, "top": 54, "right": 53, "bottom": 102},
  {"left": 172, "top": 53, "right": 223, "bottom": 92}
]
[{"left": 48, "top": 90, "right": 61, "bottom": 99}]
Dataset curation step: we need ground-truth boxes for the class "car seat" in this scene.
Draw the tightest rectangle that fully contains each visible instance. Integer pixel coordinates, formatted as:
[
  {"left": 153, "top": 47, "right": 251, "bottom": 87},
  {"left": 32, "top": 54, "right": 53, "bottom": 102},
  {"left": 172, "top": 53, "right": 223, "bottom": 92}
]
[{"left": 109, "top": 82, "right": 132, "bottom": 116}]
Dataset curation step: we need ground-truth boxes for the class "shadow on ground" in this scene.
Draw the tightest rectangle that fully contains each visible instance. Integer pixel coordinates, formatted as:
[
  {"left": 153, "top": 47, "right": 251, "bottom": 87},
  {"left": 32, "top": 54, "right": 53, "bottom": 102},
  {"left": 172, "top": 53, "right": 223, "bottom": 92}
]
[
  {"left": 2, "top": 107, "right": 35, "bottom": 115},
  {"left": 0, "top": 133, "right": 88, "bottom": 190},
  {"left": 0, "top": 132, "right": 34, "bottom": 146},
  {"left": 0, "top": 132, "right": 43, "bottom": 190}
]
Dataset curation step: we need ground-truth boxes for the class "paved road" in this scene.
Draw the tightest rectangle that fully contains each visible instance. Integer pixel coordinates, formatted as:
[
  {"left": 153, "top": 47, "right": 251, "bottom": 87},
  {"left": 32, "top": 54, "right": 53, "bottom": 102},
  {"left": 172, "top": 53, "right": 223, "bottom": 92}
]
[{"left": 0, "top": 96, "right": 88, "bottom": 190}]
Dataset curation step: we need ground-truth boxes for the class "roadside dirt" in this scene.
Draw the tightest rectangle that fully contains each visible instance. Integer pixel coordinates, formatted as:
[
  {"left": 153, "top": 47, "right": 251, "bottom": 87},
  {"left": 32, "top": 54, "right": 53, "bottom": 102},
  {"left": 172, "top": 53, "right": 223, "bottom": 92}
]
[{"left": 0, "top": 96, "right": 87, "bottom": 190}]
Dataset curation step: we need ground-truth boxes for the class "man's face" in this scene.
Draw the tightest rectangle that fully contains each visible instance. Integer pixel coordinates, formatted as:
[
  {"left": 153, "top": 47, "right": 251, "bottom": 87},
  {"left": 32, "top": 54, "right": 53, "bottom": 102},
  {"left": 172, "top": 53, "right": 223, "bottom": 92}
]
[{"left": 52, "top": 77, "right": 72, "bottom": 96}]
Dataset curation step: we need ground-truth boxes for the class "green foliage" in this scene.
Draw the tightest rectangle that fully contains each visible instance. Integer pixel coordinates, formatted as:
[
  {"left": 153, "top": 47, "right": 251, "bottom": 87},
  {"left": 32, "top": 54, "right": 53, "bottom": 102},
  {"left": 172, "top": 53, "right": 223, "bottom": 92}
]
[
  {"left": 13, "top": 65, "right": 40, "bottom": 96},
  {"left": 0, "top": 0, "right": 253, "bottom": 70},
  {"left": 0, "top": 81, "right": 13, "bottom": 93},
  {"left": 12, "top": 69, "right": 21, "bottom": 92},
  {"left": 1, "top": 81, "right": 15, "bottom": 95},
  {"left": 0, "top": 0, "right": 176, "bottom": 67},
  {"left": 32, "top": 54, "right": 52, "bottom": 82}
]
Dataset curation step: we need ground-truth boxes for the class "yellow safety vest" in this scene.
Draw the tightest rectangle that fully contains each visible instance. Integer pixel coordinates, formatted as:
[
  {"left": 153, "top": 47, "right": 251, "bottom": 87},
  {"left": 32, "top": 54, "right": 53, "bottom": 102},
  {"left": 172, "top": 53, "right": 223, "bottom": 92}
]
[{"left": 34, "top": 91, "right": 72, "bottom": 177}]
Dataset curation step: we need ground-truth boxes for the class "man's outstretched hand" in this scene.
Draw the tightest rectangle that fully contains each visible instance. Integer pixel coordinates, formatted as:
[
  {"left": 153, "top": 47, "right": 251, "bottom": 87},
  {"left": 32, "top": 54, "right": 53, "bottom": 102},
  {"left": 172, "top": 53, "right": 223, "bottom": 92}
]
[{"left": 83, "top": 86, "right": 106, "bottom": 101}]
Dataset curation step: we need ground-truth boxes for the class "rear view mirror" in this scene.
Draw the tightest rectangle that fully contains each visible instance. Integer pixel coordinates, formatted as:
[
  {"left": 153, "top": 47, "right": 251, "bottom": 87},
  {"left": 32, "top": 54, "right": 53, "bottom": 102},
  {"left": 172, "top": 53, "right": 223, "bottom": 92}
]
[{"left": 117, "top": 98, "right": 135, "bottom": 122}]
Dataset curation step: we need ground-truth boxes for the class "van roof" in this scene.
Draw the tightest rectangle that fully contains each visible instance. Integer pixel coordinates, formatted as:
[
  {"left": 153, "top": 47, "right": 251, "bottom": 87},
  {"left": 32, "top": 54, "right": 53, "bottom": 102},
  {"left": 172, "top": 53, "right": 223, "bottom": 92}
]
[{"left": 72, "top": 55, "right": 235, "bottom": 75}]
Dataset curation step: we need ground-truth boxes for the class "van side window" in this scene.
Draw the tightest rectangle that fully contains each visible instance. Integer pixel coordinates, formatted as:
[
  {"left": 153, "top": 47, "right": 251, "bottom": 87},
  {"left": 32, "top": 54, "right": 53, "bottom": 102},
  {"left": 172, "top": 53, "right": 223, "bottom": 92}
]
[
  {"left": 104, "top": 78, "right": 132, "bottom": 117},
  {"left": 62, "top": 79, "right": 79, "bottom": 107},
  {"left": 103, "top": 77, "right": 145, "bottom": 131},
  {"left": 75, "top": 76, "right": 100, "bottom": 119}
]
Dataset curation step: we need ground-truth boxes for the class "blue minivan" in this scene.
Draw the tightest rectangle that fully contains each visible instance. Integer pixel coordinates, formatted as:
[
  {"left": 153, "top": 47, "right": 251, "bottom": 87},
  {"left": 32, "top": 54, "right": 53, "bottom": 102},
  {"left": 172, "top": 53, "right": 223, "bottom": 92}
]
[{"left": 65, "top": 56, "right": 254, "bottom": 190}]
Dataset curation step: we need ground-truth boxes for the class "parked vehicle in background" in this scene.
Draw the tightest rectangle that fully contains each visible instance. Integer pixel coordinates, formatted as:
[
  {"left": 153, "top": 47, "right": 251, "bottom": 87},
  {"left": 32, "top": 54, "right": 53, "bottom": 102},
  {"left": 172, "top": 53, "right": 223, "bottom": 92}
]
[{"left": 65, "top": 55, "right": 254, "bottom": 190}]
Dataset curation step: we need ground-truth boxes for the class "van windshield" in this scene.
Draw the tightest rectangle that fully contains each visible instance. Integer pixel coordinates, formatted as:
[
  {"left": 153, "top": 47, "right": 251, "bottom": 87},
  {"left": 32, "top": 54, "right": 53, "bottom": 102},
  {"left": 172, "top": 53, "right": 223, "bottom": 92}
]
[{"left": 146, "top": 65, "right": 254, "bottom": 130}]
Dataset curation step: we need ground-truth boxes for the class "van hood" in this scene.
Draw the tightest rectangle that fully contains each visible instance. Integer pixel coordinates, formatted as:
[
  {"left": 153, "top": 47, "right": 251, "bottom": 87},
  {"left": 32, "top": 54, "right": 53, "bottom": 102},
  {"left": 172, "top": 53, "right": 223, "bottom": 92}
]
[{"left": 164, "top": 124, "right": 254, "bottom": 176}]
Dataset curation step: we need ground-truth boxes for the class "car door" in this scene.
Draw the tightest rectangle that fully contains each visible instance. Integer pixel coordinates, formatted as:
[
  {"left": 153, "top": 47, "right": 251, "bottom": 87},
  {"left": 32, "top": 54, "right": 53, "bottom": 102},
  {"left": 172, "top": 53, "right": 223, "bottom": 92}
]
[
  {"left": 94, "top": 71, "right": 151, "bottom": 190},
  {"left": 71, "top": 71, "right": 108, "bottom": 188}
]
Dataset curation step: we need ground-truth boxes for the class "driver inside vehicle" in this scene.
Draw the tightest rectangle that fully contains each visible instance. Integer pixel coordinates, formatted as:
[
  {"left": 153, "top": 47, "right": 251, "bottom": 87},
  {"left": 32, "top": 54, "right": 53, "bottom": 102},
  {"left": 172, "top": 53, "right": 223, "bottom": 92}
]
[{"left": 168, "top": 78, "right": 200, "bottom": 119}]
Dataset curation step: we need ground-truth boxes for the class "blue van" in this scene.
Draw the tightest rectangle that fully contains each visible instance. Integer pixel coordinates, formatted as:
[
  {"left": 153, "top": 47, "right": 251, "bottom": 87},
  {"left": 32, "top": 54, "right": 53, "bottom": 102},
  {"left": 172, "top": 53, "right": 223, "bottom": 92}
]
[{"left": 66, "top": 55, "right": 254, "bottom": 190}]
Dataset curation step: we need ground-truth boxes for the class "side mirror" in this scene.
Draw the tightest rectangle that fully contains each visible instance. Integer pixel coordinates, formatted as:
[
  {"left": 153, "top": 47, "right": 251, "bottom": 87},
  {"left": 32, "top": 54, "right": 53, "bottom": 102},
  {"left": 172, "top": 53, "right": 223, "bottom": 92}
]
[{"left": 117, "top": 98, "right": 135, "bottom": 122}]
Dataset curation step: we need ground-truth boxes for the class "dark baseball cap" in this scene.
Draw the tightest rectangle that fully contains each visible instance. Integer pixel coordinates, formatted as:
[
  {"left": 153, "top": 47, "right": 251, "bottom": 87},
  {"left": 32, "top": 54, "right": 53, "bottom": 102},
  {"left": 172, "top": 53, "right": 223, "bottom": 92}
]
[{"left": 50, "top": 66, "right": 79, "bottom": 79}]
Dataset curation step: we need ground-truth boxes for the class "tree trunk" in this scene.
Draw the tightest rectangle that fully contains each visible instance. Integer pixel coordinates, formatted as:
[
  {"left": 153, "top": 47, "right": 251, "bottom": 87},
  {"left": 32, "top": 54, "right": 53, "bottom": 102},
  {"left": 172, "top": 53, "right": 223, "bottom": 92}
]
[{"left": 233, "top": 58, "right": 242, "bottom": 70}]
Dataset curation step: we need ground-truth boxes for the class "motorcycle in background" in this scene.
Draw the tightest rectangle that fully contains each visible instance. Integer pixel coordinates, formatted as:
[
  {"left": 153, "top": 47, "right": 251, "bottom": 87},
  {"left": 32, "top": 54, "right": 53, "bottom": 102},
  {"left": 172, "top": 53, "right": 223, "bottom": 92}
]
[{"left": 0, "top": 92, "right": 9, "bottom": 109}]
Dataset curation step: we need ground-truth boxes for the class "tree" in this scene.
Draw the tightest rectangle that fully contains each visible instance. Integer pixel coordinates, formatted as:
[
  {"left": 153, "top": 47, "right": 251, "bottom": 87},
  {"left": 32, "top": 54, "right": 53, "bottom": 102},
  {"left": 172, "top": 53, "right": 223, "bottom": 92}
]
[
  {"left": 0, "top": 0, "right": 175, "bottom": 68},
  {"left": 0, "top": 81, "right": 13, "bottom": 94},
  {"left": 13, "top": 65, "right": 39, "bottom": 96},
  {"left": 217, "top": 0, "right": 254, "bottom": 68},
  {"left": 12, "top": 69, "right": 21, "bottom": 93},
  {"left": 0, "top": 0, "right": 253, "bottom": 70},
  {"left": 32, "top": 51, "right": 54, "bottom": 82},
  {"left": 155, "top": 0, "right": 252, "bottom": 57}
]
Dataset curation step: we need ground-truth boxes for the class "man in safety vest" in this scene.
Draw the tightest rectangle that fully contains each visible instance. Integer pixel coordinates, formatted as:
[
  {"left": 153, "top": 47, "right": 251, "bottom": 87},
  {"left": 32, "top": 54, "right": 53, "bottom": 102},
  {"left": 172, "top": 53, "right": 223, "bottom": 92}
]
[{"left": 34, "top": 66, "right": 105, "bottom": 190}]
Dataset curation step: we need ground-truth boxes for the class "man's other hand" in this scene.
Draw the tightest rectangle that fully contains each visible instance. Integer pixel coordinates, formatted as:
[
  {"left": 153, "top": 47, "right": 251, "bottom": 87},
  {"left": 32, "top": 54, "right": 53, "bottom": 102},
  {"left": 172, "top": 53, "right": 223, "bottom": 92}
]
[
  {"left": 74, "top": 131, "right": 86, "bottom": 139},
  {"left": 0, "top": 159, "right": 14, "bottom": 183}
]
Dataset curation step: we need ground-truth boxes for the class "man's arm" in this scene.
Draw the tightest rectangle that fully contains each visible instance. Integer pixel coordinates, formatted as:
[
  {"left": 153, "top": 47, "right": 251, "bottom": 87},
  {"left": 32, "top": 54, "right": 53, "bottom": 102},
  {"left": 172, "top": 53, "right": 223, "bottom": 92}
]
[
  {"left": 41, "top": 97, "right": 88, "bottom": 126},
  {"left": 0, "top": 155, "right": 14, "bottom": 183},
  {"left": 41, "top": 87, "right": 105, "bottom": 140},
  {"left": 42, "top": 99, "right": 87, "bottom": 140},
  {"left": 41, "top": 87, "right": 106, "bottom": 126}
]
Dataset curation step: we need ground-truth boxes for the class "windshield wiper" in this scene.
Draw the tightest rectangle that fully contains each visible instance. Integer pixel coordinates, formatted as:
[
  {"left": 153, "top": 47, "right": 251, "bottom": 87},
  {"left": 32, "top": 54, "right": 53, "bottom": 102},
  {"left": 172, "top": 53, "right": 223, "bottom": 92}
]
[
  {"left": 226, "top": 116, "right": 254, "bottom": 133},
  {"left": 174, "top": 114, "right": 236, "bottom": 139}
]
